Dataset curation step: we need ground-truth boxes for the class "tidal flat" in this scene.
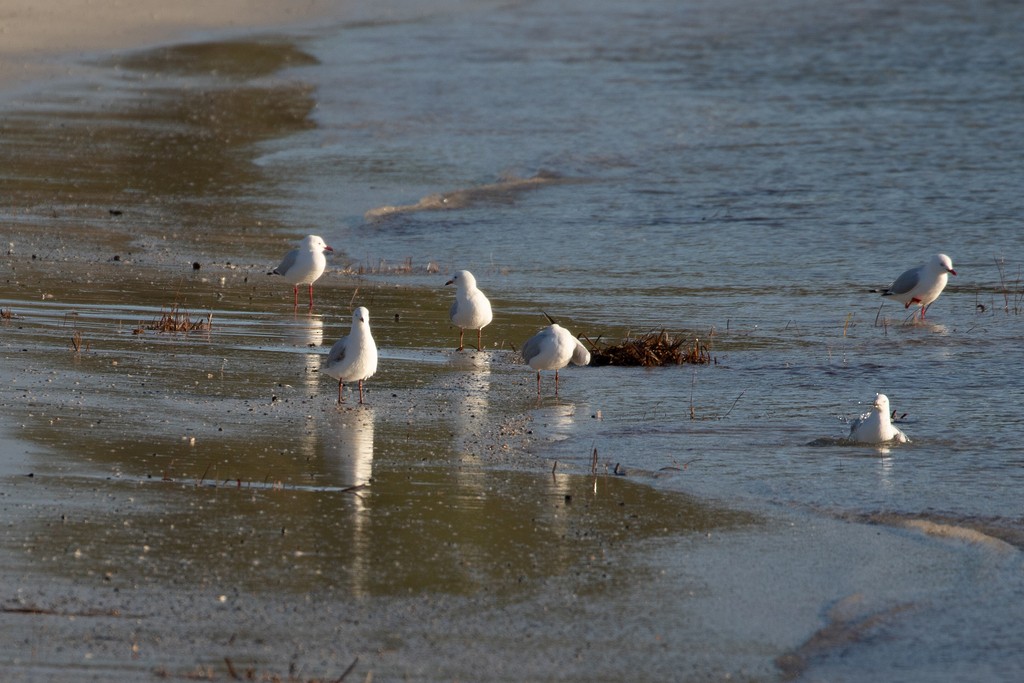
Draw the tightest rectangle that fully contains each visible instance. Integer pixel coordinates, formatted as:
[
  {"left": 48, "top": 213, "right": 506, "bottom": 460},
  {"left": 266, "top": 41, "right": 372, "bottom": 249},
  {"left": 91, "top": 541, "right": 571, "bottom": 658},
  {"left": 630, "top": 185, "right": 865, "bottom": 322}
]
[{"left": 4, "top": 12, "right": 1024, "bottom": 681}]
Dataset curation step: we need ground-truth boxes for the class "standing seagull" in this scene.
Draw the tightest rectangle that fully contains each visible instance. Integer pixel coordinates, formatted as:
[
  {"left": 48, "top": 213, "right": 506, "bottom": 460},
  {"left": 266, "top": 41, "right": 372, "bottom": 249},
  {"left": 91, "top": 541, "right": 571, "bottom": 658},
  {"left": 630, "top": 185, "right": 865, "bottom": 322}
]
[
  {"left": 848, "top": 393, "right": 910, "bottom": 444},
  {"left": 521, "top": 324, "right": 591, "bottom": 396},
  {"left": 445, "top": 270, "right": 493, "bottom": 351},
  {"left": 880, "top": 253, "right": 956, "bottom": 319},
  {"left": 270, "top": 235, "right": 334, "bottom": 308},
  {"left": 322, "top": 306, "right": 378, "bottom": 405}
]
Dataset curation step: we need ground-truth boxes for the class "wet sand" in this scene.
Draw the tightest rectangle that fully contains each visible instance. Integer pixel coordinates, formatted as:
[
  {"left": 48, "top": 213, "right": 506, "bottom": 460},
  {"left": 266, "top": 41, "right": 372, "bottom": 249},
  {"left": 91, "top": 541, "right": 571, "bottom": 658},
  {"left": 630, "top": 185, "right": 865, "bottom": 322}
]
[
  {"left": 0, "top": 19, "right": 776, "bottom": 681},
  {"left": 0, "top": 0, "right": 344, "bottom": 87}
]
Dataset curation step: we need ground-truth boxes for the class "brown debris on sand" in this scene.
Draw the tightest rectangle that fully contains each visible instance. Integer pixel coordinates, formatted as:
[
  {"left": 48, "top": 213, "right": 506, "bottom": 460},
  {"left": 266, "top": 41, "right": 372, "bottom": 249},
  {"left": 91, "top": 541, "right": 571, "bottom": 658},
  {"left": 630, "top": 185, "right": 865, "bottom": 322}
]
[
  {"left": 146, "top": 305, "right": 212, "bottom": 333},
  {"left": 588, "top": 330, "right": 711, "bottom": 367}
]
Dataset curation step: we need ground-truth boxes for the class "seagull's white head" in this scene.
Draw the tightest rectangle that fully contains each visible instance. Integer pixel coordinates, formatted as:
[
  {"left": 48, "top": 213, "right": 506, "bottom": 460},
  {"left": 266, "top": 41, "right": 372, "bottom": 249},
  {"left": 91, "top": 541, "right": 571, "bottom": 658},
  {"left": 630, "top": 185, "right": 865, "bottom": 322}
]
[
  {"left": 933, "top": 253, "right": 955, "bottom": 276},
  {"left": 304, "top": 235, "right": 334, "bottom": 253},
  {"left": 445, "top": 269, "right": 477, "bottom": 290}
]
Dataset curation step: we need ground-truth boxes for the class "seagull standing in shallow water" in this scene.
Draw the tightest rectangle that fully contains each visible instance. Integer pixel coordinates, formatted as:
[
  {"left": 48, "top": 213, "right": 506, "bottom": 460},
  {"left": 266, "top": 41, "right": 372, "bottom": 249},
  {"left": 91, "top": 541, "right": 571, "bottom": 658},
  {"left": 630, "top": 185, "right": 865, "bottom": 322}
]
[
  {"left": 881, "top": 253, "right": 956, "bottom": 319},
  {"left": 322, "top": 307, "right": 378, "bottom": 405},
  {"left": 521, "top": 324, "right": 590, "bottom": 396},
  {"left": 848, "top": 393, "right": 910, "bottom": 444},
  {"left": 270, "top": 235, "right": 333, "bottom": 308},
  {"left": 445, "top": 270, "right": 493, "bottom": 351}
]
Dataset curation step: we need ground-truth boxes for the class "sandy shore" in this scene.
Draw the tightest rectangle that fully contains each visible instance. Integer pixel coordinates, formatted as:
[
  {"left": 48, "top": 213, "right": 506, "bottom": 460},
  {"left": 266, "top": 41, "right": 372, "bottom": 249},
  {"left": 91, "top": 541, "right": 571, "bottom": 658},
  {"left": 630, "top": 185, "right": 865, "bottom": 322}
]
[{"left": 0, "top": 0, "right": 344, "bottom": 86}]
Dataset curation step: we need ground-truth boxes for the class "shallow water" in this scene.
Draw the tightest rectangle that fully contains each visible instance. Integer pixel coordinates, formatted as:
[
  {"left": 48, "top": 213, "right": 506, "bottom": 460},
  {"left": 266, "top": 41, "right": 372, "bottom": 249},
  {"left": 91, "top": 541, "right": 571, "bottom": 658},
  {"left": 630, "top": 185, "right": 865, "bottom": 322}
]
[
  {"left": 273, "top": 0, "right": 1024, "bottom": 524},
  {"left": 3, "top": 0, "right": 1024, "bottom": 680}
]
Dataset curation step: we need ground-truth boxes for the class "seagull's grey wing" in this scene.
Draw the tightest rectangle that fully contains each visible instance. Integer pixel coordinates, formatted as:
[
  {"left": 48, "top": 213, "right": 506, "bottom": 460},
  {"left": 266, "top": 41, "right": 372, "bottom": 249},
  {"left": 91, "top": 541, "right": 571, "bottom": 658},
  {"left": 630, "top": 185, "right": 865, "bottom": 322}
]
[
  {"left": 272, "top": 248, "right": 299, "bottom": 276},
  {"left": 326, "top": 334, "right": 348, "bottom": 365},
  {"left": 848, "top": 411, "right": 869, "bottom": 436},
  {"left": 521, "top": 330, "right": 547, "bottom": 363},
  {"left": 883, "top": 265, "right": 921, "bottom": 296},
  {"left": 570, "top": 338, "right": 591, "bottom": 366},
  {"left": 449, "top": 298, "right": 458, "bottom": 322}
]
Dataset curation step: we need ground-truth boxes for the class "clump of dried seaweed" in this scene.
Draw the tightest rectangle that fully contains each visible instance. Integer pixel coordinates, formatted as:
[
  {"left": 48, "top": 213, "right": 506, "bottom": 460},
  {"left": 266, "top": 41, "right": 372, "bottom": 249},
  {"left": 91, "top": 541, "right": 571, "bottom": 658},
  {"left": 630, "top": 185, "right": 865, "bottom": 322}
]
[
  {"left": 588, "top": 330, "right": 711, "bottom": 367},
  {"left": 145, "top": 305, "right": 212, "bottom": 333}
]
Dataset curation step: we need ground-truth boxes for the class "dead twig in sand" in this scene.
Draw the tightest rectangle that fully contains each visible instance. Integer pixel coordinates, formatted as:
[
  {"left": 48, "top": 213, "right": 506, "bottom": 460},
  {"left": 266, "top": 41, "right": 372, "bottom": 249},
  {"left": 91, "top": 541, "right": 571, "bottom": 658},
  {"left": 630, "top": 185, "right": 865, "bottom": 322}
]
[
  {"left": 689, "top": 370, "right": 696, "bottom": 419},
  {"left": 196, "top": 462, "right": 213, "bottom": 488},
  {"left": 3, "top": 604, "right": 130, "bottom": 618},
  {"left": 721, "top": 390, "right": 746, "bottom": 419},
  {"left": 220, "top": 655, "right": 360, "bottom": 682},
  {"left": 874, "top": 303, "right": 888, "bottom": 334}
]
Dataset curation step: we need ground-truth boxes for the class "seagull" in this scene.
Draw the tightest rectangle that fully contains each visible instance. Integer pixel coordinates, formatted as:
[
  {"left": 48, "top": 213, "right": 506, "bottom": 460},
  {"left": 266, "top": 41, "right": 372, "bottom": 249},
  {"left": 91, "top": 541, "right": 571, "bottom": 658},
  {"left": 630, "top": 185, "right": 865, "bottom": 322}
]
[
  {"left": 322, "top": 306, "right": 378, "bottom": 405},
  {"left": 445, "top": 270, "right": 493, "bottom": 351},
  {"left": 269, "top": 235, "right": 333, "bottom": 308},
  {"left": 880, "top": 253, "right": 956, "bottom": 319},
  {"left": 521, "top": 324, "right": 590, "bottom": 396},
  {"left": 848, "top": 393, "right": 910, "bottom": 444}
]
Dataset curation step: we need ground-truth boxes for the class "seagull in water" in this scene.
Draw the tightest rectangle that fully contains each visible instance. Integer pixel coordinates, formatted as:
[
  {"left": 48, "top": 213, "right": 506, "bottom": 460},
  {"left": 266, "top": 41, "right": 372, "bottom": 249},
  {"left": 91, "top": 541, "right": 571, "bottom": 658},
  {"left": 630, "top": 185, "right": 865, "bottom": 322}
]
[
  {"left": 445, "top": 270, "right": 493, "bottom": 351},
  {"left": 521, "top": 323, "right": 591, "bottom": 396},
  {"left": 269, "top": 235, "right": 333, "bottom": 308},
  {"left": 880, "top": 253, "right": 956, "bottom": 319},
  {"left": 848, "top": 393, "right": 910, "bottom": 444},
  {"left": 322, "top": 306, "right": 378, "bottom": 405}
]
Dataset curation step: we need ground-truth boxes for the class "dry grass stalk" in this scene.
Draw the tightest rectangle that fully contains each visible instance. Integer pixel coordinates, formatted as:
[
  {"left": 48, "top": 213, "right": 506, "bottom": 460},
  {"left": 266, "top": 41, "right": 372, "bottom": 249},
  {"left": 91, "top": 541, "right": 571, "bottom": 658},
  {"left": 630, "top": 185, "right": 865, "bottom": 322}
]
[
  {"left": 588, "top": 330, "right": 711, "bottom": 367},
  {"left": 348, "top": 257, "right": 413, "bottom": 275},
  {"left": 70, "top": 330, "right": 89, "bottom": 354},
  {"left": 147, "top": 305, "right": 212, "bottom": 333},
  {"left": 994, "top": 256, "right": 1024, "bottom": 314},
  {"left": 218, "top": 655, "right": 359, "bottom": 682}
]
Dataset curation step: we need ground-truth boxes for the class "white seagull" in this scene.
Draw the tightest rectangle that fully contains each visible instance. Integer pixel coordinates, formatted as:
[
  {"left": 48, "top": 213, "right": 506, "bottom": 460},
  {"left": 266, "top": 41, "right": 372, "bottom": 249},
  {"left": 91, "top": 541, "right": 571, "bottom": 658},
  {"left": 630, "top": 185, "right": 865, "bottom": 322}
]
[
  {"left": 270, "top": 235, "right": 334, "bottom": 308},
  {"left": 322, "top": 306, "right": 378, "bottom": 405},
  {"left": 445, "top": 270, "right": 493, "bottom": 351},
  {"left": 521, "top": 324, "right": 590, "bottom": 396},
  {"left": 881, "top": 253, "right": 956, "bottom": 319},
  {"left": 848, "top": 393, "right": 910, "bottom": 444}
]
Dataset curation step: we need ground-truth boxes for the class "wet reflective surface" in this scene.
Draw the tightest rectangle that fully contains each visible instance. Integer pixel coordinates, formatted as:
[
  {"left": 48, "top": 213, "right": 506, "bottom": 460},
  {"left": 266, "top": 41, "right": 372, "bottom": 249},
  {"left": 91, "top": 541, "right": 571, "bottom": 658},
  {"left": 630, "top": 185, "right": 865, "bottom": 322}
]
[{"left": 4, "top": 0, "right": 1024, "bottom": 680}]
